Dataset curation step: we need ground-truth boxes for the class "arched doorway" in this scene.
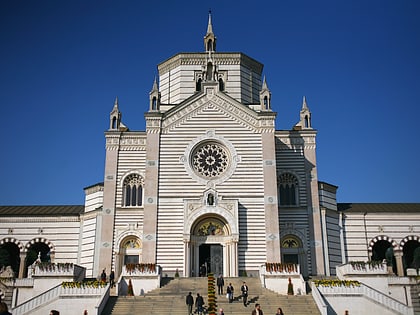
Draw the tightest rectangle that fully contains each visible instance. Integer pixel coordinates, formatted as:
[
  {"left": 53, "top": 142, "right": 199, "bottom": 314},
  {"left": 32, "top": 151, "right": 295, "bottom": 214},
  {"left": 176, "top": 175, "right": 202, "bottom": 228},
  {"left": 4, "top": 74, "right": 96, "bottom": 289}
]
[
  {"left": 186, "top": 216, "right": 237, "bottom": 277},
  {"left": 116, "top": 236, "right": 142, "bottom": 277},
  {"left": 281, "top": 234, "right": 307, "bottom": 277}
]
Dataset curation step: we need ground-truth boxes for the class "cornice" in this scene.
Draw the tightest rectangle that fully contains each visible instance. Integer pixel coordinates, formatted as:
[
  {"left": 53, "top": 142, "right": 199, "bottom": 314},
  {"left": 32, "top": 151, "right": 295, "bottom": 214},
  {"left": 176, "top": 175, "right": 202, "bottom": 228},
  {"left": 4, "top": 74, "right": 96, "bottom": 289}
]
[{"left": 158, "top": 52, "right": 263, "bottom": 75}]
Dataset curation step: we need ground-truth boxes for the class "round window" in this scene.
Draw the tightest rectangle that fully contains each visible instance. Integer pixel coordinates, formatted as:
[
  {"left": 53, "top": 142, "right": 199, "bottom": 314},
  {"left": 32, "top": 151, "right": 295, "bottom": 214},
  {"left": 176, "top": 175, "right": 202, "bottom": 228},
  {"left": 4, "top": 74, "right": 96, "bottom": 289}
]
[{"left": 191, "top": 142, "right": 230, "bottom": 179}]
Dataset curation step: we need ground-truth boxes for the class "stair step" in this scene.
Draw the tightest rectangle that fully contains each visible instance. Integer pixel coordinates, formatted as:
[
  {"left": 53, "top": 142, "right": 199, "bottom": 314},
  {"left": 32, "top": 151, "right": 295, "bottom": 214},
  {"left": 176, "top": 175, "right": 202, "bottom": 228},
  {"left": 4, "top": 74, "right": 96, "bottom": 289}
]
[{"left": 101, "top": 277, "right": 321, "bottom": 315}]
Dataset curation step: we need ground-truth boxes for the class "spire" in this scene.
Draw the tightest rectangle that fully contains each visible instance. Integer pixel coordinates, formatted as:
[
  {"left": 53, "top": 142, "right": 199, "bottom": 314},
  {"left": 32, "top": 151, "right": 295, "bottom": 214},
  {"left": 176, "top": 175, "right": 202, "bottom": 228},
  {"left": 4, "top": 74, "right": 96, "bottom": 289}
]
[
  {"left": 262, "top": 76, "right": 269, "bottom": 91},
  {"left": 113, "top": 96, "right": 119, "bottom": 109},
  {"left": 151, "top": 77, "right": 158, "bottom": 92},
  {"left": 204, "top": 11, "right": 216, "bottom": 52},
  {"left": 206, "top": 10, "right": 213, "bottom": 35},
  {"left": 302, "top": 96, "right": 308, "bottom": 110}
]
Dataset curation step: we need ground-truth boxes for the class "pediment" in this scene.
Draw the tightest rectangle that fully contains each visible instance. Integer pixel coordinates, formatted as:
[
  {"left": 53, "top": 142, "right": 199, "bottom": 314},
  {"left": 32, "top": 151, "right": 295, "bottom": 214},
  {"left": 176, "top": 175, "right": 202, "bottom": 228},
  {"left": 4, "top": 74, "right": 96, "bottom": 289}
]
[{"left": 161, "top": 91, "right": 275, "bottom": 134}]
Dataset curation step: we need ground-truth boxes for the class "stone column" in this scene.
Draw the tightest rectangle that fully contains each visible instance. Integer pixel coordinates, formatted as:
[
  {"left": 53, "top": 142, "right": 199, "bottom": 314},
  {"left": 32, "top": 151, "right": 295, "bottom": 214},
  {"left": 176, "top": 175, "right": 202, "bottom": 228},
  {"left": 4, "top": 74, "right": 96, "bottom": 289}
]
[
  {"left": 261, "top": 126, "right": 281, "bottom": 262},
  {"left": 394, "top": 250, "right": 404, "bottom": 276},
  {"left": 142, "top": 113, "right": 162, "bottom": 263},
  {"left": 18, "top": 252, "right": 27, "bottom": 278}
]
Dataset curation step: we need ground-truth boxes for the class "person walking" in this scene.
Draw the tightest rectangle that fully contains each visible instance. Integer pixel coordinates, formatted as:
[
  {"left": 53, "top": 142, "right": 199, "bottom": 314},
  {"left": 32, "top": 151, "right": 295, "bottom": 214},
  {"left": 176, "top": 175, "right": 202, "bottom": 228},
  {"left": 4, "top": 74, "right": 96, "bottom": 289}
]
[
  {"left": 241, "top": 281, "right": 249, "bottom": 306},
  {"left": 217, "top": 274, "right": 224, "bottom": 295},
  {"left": 195, "top": 293, "right": 205, "bottom": 315},
  {"left": 226, "top": 282, "right": 234, "bottom": 303},
  {"left": 251, "top": 303, "right": 263, "bottom": 315},
  {"left": 186, "top": 292, "right": 194, "bottom": 315}
]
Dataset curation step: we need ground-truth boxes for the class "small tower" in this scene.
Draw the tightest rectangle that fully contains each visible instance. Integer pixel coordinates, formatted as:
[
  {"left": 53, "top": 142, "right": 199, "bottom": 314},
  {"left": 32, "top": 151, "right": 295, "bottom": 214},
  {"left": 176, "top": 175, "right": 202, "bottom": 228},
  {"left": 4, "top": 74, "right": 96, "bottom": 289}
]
[
  {"left": 109, "top": 97, "right": 121, "bottom": 130},
  {"left": 259, "top": 76, "right": 271, "bottom": 110},
  {"left": 149, "top": 77, "right": 161, "bottom": 111},
  {"left": 294, "top": 96, "right": 312, "bottom": 129},
  {"left": 204, "top": 11, "right": 216, "bottom": 53}
]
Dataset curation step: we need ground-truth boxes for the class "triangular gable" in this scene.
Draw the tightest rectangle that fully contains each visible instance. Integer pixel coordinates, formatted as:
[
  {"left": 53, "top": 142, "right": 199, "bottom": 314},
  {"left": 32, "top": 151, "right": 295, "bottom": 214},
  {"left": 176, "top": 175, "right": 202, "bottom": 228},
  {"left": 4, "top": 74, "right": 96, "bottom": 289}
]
[{"left": 161, "top": 90, "right": 275, "bottom": 134}]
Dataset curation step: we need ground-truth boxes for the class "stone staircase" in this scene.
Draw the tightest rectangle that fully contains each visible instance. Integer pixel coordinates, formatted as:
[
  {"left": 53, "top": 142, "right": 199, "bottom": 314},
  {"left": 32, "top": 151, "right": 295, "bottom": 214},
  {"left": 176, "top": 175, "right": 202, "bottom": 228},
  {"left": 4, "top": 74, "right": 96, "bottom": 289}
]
[{"left": 101, "top": 277, "right": 320, "bottom": 315}]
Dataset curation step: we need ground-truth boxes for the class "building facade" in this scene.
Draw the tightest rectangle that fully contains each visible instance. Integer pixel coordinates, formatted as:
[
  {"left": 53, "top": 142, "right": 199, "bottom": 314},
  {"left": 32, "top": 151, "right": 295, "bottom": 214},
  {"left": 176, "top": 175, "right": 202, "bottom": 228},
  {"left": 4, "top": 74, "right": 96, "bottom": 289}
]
[{"left": 1, "top": 13, "right": 419, "bottom": 292}]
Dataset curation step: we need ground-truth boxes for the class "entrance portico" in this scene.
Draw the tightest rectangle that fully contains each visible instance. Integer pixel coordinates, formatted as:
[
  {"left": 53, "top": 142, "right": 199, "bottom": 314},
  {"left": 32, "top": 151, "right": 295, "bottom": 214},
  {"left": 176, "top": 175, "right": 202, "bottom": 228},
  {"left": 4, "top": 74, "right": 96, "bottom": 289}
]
[{"left": 183, "top": 193, "right": 239, "bottom": 277}]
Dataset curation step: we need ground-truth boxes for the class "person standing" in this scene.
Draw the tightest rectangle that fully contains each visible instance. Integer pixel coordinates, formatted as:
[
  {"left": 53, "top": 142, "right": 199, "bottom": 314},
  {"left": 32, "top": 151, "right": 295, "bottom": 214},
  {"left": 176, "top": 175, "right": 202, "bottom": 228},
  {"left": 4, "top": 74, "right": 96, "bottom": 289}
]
[
  {"left": 217, "top": 274, "right": 224, "bottom": 295},
  {"left": 100, "top": 269, "right": 106, "bottom": 283},
  {"left": 186, "top": 292, "right": 194, "bottom": 315},
  {"left": 109, "top": 270, "right": 115, "bottom": 288},
  {"left": 218, "top": 308, "right": 224, "bottom": 315},
  {"left": 195, "top": 293, "right": 205, "bottom": 315},
  {"left": 251, "top": 303, "right": 263, "bottom": 315},
  {"left": 241, "top": 281, "right": 249, "bottom": 306},
  {"left": 226, "top": 282, "right": 234, "bottom": 303}
]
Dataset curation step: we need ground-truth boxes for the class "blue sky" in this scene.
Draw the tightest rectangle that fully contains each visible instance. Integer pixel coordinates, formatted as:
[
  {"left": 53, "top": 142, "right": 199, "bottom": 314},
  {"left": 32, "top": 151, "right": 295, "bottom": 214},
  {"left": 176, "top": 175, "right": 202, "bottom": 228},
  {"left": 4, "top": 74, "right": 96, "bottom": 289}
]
[{"left": 0, "top": 0, "right": 419, "bottom": 205}]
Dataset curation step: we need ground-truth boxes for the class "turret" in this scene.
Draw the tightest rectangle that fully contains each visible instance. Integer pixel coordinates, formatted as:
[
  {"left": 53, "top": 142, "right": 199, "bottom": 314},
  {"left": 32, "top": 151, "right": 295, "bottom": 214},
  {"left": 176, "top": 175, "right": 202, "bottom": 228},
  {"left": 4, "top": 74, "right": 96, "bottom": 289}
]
[
  {"left": 109, "top": 97, "right": 128, "bottom": 131},
  {"left": 149, "top": 77, "right": 161, "bottom": 111},
  {"left": 259, "top": 76, "right": 271, "bottom": 110},
  {"left": 294, "top": 96, "right": 312, "bottom": 130}
]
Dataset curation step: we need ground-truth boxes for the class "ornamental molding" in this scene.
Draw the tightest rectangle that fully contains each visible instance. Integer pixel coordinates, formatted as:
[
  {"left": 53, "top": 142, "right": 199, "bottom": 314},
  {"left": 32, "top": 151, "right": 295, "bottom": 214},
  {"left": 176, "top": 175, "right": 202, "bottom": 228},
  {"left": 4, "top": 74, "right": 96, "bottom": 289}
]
[
  {"left": 183, "top": 196, "right": 239, "bottom": 237},
  {"left": 162, "top": 93, "right": 275, "bottom": 134}
]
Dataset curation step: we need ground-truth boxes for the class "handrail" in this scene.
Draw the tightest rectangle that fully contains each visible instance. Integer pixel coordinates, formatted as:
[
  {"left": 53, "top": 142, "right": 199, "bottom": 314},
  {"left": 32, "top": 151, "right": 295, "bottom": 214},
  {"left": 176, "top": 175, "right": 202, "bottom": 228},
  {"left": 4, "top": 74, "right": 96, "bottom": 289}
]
[
  {"left": 316, "top": 282, "right": 414, "bottom": 315},
  {"left": 310, "top": 282, "right": 328, "bottom": 315},
  {"left": 12, "top": 284, "right": 61, "bottom": 315},
  {"left": 12, "top": 283, "right": 108, "bottom": 315}
]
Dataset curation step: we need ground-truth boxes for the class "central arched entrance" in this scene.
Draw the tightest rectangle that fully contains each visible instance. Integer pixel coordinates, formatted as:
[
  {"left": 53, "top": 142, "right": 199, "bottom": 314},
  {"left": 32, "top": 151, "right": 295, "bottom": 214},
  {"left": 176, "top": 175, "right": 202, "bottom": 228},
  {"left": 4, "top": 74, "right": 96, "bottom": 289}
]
[{"left": 185, "top": 215, "right": 238, "bottom": 277}]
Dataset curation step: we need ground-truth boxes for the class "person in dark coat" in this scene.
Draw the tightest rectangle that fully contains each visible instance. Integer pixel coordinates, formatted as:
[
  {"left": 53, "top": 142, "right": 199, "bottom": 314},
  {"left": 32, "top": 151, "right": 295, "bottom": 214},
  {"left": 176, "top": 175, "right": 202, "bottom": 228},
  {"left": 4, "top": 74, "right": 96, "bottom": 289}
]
[
  {"left": 0, "top": 302, "right": 12, "bottom": 315},
  {"left": 186, "top": 291, "right": 194, "bottom": 315},
  {"left": 217, "top": 274, "right": 224, "bottom": 295},
  {"left": 195, "top": 293, "right": 205, "bottom": 315},
  {"left": 240, "top": 281, "right": 249, "bottom": 306},
  {"left": 226, "top": 283, "right": 234, "bottom": 303}
]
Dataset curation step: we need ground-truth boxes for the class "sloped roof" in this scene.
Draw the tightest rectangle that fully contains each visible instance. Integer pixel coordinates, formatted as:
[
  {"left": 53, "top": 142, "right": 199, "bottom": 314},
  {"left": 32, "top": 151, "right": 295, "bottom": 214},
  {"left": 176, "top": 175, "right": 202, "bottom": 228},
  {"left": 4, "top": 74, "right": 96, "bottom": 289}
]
[
  {"left": 0, "top": 205, "right": 84, "bottom": 216},
  {"left": 338, "top": 203, "right": 420, "bottom": 213}
]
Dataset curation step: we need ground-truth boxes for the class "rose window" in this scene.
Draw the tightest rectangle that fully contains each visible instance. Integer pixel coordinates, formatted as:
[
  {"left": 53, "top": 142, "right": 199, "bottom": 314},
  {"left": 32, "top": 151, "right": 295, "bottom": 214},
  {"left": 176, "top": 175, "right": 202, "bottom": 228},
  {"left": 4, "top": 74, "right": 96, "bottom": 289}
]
[{"left": 192, "top": 142, "right": 229, "bottom": 178}]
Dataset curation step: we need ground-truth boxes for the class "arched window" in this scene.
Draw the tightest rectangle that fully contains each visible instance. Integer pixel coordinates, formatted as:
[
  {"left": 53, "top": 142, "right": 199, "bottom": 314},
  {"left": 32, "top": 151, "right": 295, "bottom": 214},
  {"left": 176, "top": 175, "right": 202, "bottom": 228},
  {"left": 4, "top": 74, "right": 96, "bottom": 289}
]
[
  {"left": 218, "top": 78, "right": 224, "bottom": 91},
  {"left": 278, "top": 173, "right": 299, "bottom": 206},
  {"left": 264, "top": 96, "right": 269, "bottom": 109},
  {"left": 123, "top": 174, "right": 144, "bottom": 207},
  {"left": 112, "top": 117, "right": 117, "bottom": 129},
  {"left": 196, "top": 78, "right": 202, "bottom": 92},
  {"left": 152, "top": 97, "right": 157, "bottom": 110},
  {"left": 304, "top": 115, "right": 310, "bottom": 128}
]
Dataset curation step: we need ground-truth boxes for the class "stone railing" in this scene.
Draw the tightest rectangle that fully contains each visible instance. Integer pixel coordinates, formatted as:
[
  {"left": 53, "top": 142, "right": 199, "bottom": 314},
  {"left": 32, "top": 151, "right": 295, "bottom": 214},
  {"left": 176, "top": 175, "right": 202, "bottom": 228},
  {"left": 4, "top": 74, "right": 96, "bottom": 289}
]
[
  {"left": 12, "top": 284, "right": 61, "bottom": 315},
  {"left": 12, "top": 283, "right": 108, "bottom": 315},
  {"left": 316, "top": 282, "right": 413, "bottom": 315},
  {"left": 259, "top": 264, "right": 306, "bottom": 295},
  {"left": 336, "top": 262, "right": 387, "bottom": 278},
  {"left": 310, "top": 282, "right": 329, "bottom": 315},
  {"left": 31, "top": 263, "right": 85, "bottom": 280}
]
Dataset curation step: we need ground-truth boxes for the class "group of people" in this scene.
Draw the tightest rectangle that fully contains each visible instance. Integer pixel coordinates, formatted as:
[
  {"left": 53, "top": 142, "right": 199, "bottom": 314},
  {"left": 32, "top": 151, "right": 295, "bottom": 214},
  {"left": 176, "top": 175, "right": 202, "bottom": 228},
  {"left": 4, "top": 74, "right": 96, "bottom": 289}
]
[
  {"left": 216, "top": 275, "right": 249, "bottom": 307},
  {"left": 186, "top": 292, "right": 206, "bottom": 315},
  {"left": 100, "top": 268, "right": 115, "bottom": 287}
]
